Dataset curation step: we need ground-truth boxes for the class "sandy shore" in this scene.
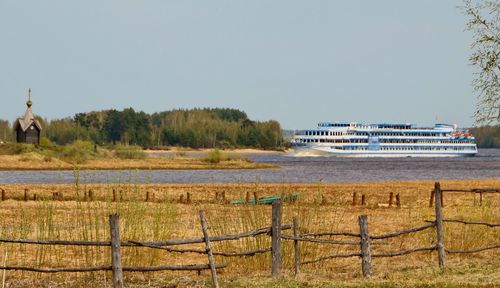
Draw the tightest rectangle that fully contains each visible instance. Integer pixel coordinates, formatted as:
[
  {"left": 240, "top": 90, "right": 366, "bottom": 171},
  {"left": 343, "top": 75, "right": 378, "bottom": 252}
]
[{"left": 144, "top": 147, "right": 290, "bottom": 154}]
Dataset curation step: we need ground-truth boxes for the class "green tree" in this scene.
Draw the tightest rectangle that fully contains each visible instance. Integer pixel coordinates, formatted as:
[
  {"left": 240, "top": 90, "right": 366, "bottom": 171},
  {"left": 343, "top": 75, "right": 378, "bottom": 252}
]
[
  {"left": 463, "top": 0, "right": 500, "bottom": 124},
  {"left": 46, "top": 118, "right": 78, "bottom": 145},
  {"left": 103, "top": 110, "right": 123, "bottom": 145},
  {"left": 0, "top": 120, "right": 13, "bottom": 142}
]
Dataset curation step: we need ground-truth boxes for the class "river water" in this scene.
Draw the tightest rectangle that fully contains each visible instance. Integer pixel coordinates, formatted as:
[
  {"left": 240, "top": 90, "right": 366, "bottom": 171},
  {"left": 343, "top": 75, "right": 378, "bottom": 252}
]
[{"left": 0, "top": 149, "right": 499, "bottom": 184}]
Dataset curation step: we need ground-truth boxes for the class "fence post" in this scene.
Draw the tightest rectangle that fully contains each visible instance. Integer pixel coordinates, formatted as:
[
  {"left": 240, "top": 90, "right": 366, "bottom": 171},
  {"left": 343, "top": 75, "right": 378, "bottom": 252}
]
[
  {"left": 434, "top": 182, "right": 445, "bottom": 269},
  {"left": 271, "top": 200, "right": 282, "bottom": 277},
  {"left": 109, "top": 214, "right": 123, "bottom": 288},
  {"left": 293, "top": 216, "right": 300, "bottom": 276},
  {"left": 388, "top": 192, "right": 393, "bottom": 207},
  {"left": 1, "top": 188, "right": 5, "bottom": 201},
  {"left": 199, "top": 211, "right": 219, "bottom": 288},
  {"left": 352, "top": 192, "right": 357, "bottom": 206},
  {"left": 358, "top": 215, "right": 372, "bottom": 278},
  {"left": 24, "top": 189, "right": 28, "bottom": 201}
]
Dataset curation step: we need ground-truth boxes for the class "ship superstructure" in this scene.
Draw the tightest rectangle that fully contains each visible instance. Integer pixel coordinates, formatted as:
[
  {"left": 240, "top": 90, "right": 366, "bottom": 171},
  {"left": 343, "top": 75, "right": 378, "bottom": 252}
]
[{"left": 292, "top": 122, "right": 477, "bottom": 157}]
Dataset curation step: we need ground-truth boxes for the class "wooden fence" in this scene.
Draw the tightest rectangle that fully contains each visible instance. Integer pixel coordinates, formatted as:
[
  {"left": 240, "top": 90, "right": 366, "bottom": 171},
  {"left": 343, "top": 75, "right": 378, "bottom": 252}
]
[{"left": 0, "top": 182, "right": 499, "bottom": 287}]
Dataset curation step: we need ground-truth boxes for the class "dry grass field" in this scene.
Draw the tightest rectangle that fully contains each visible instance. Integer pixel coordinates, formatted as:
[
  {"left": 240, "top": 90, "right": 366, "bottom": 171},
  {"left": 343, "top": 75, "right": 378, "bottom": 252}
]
[
  {"left": 0, "top": 154, "right": 276, "bottom": 170},
  {"left": 0, "top": 179, "right": 499, "bottom": 287}
]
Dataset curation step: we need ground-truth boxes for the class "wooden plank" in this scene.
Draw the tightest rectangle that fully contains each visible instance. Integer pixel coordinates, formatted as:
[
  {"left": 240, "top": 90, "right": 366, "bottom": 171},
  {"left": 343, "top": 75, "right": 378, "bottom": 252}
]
[
  {"left": 293, "top": 216, "right": 299, "bottom": 276},
  {"left": 370, "top": 223, "right": 435, "bottom": 239},
  {"left": 0, "top": 263, "right": 228, "bottom": 273},
  {"left": 271, "top": 200, "right": 282, "bottom": 277},
  {"left": 0, "top": 225, "right": 291, "bottom": 247},
  {"left": 109, "top": 214, "right": 123, "bottom": 288},
  {"left": 199, "top": 211, "right": 219, "bottom": 288},
  {"left": 358, "top": 215, "right": 372, "bottom": 278},
  {"left": 281, "top": 235, "right": 359, "bottom": 245},
  {"left": 441, "top": 189, "right": 500, "bottom": 193},
  {"left": 301, "top": 231, "right": 360, "bottom": 238},
  {"left": 434, "top": 182, "right": 445, "bottom": 269},
  {"left": 441, "top": 219, "right": 500, "bottom": 227},
  {"left": 372, "top": 245, "right": 436, "bottom": 257},
  {"left": 446, "top": 244, "right": 500, "bottom": 254},
  {"left": 301, "top": 252, "right": 361, "bottom": 265}
]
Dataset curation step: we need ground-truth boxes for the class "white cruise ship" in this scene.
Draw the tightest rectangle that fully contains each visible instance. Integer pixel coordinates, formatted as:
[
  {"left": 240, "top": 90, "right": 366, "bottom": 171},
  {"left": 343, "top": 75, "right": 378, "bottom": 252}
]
[{"left": 291, "top": 122, "right": 478, "bottom": 157}]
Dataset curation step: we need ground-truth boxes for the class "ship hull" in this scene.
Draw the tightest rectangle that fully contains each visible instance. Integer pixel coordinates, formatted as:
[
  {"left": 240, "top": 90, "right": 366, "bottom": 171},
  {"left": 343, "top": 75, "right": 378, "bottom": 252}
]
[{"left": 309, "top": 146, "right": 477, "bottom": 157}]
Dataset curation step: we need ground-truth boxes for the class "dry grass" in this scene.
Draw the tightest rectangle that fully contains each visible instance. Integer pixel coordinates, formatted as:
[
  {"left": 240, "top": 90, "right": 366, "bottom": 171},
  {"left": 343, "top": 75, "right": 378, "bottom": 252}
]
[
  {"left": 0, "top": 179, "right": 499, "bottom": 287},
  {"left": 0, "top": 154, "right": 276, "bottom": 170}
]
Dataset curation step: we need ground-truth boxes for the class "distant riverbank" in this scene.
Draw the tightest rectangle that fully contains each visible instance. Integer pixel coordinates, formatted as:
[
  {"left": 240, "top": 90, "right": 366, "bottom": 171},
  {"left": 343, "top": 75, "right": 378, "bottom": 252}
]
[
  {"left": 145, "top": 147, "right": 290, "bottom": 155},
  {"left": 0, "top": 150, "right": 279, "bottom": 171}
]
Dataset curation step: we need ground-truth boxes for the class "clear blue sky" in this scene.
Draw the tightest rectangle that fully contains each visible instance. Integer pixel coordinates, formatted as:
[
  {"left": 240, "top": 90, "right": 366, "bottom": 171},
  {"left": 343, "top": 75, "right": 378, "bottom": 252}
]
[{"left": 0, "top": 0, "right": 476, "bottom": 129}]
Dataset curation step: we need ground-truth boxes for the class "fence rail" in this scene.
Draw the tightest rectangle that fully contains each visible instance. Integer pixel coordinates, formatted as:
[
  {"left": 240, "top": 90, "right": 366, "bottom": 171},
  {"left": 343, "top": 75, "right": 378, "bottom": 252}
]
[
  {"left": 0, "top": 263, "right": 228, "bottom": 273},
  {"left": 0, "top": 212, "right": 290, "bottom": 288},
  {"left": 0, "top": 225, "right": 291, "bottom": 247},
  {"left": 370, "top": 222, "right": 436, "bottom": 240},
  {"left": 285, "top": 182, "right": 500, "bottom": 277},
  {"left": 430, "top": 186, "right": 500, "bottom": 207}
]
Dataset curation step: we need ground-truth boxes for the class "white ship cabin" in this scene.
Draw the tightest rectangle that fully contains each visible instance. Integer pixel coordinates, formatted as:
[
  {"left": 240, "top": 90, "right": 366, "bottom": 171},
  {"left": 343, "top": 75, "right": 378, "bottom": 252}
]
[{"left": 294, "top": 122, "right": 475, "bottom": 144}]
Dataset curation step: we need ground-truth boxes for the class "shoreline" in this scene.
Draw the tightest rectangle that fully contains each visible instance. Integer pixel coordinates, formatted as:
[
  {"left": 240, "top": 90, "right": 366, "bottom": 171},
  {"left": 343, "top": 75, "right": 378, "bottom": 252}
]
[
  {"left": 1, "top": 178, "right": 498, "bottom": 187},
  {"left": 144, "top": 147, "right": 291, "bottom": 154},
  {"left": 0, "top": 154, "right": 279, "bottom": 171}
]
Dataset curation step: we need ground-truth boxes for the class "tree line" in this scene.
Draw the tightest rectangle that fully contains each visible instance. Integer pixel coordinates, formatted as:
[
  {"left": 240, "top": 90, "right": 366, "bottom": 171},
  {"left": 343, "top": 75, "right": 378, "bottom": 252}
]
[
  {"left": 0, "top": 108, "right": 284, "bottom": 150},
  {"left": 469, "top": 126, "right": 500, "bottom": 148}
]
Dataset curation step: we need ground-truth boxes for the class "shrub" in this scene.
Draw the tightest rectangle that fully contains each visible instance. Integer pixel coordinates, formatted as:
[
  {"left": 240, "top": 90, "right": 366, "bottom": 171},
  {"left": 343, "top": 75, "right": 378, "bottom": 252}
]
[
  {"left": 114, "top": 144, "right": 146, "bottom": 159},
  {"left": 60, "top": 140, "right": 95, "bottom": 164},
  {"left": 0, "top": 143, "right": 36, "bottom": 155},
  {"left": 39, "top": 137, "right": 56, "bottom": 149},
  {"left": 203, "top": 149, "right": 227, "bottom": 164}
]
